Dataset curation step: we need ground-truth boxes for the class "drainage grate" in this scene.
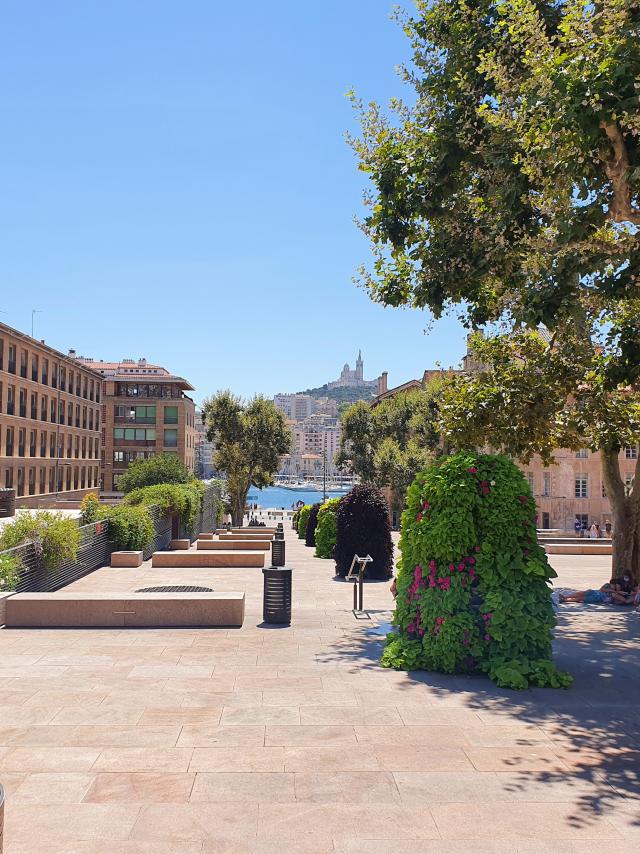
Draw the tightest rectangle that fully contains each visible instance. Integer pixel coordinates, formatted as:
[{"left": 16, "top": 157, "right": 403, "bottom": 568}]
[{"left": 136, "top": 585, "right": 214, "bottom": 593}]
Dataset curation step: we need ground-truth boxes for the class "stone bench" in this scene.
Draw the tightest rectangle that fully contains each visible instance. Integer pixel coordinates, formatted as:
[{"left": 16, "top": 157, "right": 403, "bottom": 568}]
[
  {"left": 199, "top": 533, "right": 215, "bottom": 540},
  {"left": 544, "top": 543, "right": 612, "bottom": 555},
  {"left": 170, "top": 539, "right": 191, "bottom": 550},
  {"left": 111, "top": 551, "right": 143, "bottom": 568},
  {"left": 4, "top": 591, "right": 245, "bottom": 628},
  {"left": 219, "top": 532, "right": 273, "bottom": 540},
  {"left": 197, "top": 539, "right": 270, "bottom": 551},
  {"left": 215, "top": 528, "right": 276, "bottom": 535},
  {"left": 152, "top": 550, "right": 264, "bottom": 568}
]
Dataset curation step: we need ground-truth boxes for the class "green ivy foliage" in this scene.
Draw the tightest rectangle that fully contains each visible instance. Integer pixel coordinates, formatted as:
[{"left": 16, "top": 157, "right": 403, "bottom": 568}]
[
  {"left": 382, "top": 453, "right": 572, "bottom": 690},
  {"left": 105, "top": 505, "right": 155, "bottom": 551},
  {"left": 0, "top": 511, "right": 81, "bottom": 570},
  {"left": 124, "top": 482, "right": 205, "bottom": 532},
  {"left": 297, "top": 505, "right": 312, "bottom": 540},
  {"left": 0, "top": 552, "right": 22, "bottom": 591},
  {"left": 314, "top": 497, "right": 341, "bottom": 559}
]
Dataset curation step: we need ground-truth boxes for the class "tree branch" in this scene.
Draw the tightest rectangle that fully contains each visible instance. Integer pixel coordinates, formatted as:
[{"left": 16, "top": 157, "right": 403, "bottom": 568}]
[{"left": 600, "top": 121, "right": 640, "bottom": 225}]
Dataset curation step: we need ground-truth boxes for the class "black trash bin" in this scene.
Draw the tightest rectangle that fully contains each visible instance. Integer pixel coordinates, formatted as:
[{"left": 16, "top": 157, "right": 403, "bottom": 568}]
[
  {"left": 271, "top": 538, "right": 286, "bottom": 567},
  {"left": 274, "top": 530, "right": 284, "bottom": 541},
  {"left": 262, "top": 566, "right": 292, "bottom": 624}
]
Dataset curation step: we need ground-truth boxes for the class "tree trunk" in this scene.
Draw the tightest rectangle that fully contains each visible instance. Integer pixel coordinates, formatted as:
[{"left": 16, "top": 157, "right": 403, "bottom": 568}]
[{"left": 600, "top": 448, "right": 640, "bottom": 582}]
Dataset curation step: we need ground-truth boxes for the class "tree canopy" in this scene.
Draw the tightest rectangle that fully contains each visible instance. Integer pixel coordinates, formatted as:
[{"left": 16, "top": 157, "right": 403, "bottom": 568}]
[
  {"left": 203, "top": 392, "right": 291, "bottom": 525},
  {"left": 118, "top": 453, "right": 193, "bottom": 494},
  {"left": 337, "top": 386, "right": 443, "bottom": 511}
]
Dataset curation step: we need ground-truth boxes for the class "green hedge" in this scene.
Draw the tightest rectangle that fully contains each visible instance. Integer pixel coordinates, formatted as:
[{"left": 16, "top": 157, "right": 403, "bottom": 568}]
[
  {"left": 315, "top": 498, "right": 341, "bottom": 558},
  {"left": 0, "top": 511, "right": 81, "bottom": 570},
  {"left": 382, "top": 453, "right": 571, "bottom": 690},
  {"left": 104, "top": 504, "right": 155, "bottom": 551},
  {"left": 124, "top": 482, "right": 205, "bottom": 531},
  {"left": 305, "top": 503, "right": 321, "bottom": 548},
  {"left": 297, "top": 505, "right": 312, "bottom": 540},
  {"left": 0, "top": 552, "right": 22, "bottom": 591}
]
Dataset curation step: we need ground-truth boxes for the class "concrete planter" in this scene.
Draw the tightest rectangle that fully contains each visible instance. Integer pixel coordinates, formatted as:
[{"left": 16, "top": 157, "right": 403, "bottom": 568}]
[
  {"left": 110, "top": 551, "right": 143, "bottom": 568},
  {"left": 0, "top": 592, "right": 15, "bottom": 628}
]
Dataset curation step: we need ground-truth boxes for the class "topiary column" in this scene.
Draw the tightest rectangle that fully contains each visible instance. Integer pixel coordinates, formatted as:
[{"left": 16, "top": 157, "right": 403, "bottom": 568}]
[
  {"left": 315, "top": 497, "right": 341, "bottom": 558},
  {"left": 297, "top": 505, "right": 312, "bottom": 540},
  {"left": 305, "top": 503, "right": 321, "bottom": 548},
  {"left": 334, "top": 485, "right": 393, "bottom": 580},
  {"left": 382, "top": 453, "right": 572, "bottom": 690}
]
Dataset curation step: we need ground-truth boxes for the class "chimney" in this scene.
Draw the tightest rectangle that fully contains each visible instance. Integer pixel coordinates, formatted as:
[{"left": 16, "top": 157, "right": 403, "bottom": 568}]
[
  {"left": 378, "top": 372, "right": 388, "bottom": 395},
  {"left": 68, "top": 348, "right": 76, "bottom": 358}
]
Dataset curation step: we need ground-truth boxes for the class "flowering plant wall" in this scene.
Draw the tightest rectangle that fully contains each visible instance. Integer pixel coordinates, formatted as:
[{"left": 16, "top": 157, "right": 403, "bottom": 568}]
[{"left": 382, "top": 453, "right": 572, "bottom": 689}]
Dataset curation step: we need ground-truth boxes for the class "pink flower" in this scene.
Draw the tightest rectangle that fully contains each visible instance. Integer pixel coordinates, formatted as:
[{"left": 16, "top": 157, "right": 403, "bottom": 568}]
[
  {"left": 468, "top": 466, "right": 477, "bottom": 474},
  {"left": 467, "top": 557, "right": 476, "bottom": 565},
  {"left": 416, "top": 512, "right": 423, "bottom": 522},
  {"left": 423, "top": 501, "right": 430, "bottom": 510},
  {"left": 429, "top": 560, "right": 436, "bottom": 569},
  {"left": 458, "top": 562, "right": 465, "bottom": 571},
  {"left": 475, "top": 546, "right": 481, "bottom": 553},
  {"left": 463, "top": 638, "right": 470, "bottom": 646},
  {"left": 518, "top": 495, "right": 527, "bottom": 503},
  {"left": 484, "top": 634, "right": 491, "bottom": 641},
  {"left": 448, "top": 563, "right": 455, "bottom": 571}
]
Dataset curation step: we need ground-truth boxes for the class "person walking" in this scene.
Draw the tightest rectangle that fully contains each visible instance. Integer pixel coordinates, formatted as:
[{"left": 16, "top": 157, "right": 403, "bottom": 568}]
[
  {"left": 589, "top": 522, "right": 599, "bottom": 539},
  {"left": 605, "top": 520, "right": 612, "bottom": 537}
]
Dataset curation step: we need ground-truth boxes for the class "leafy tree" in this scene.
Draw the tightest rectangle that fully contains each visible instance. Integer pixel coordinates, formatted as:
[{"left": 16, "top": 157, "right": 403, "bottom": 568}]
[
  {"left": 203, "top": 392, "right": 291, "bottom": 526},
  {"left": 337, "top": 388, "right": 442, "bottom": 514},
  {"left": 351, "top": 1, "right": 640, "bottom": 578},
  {"left": 79, "top": 492, "right": 102, "bottom": 525},
  {"left": 118, "top": 453, "right": 193, "bottom": 494}
]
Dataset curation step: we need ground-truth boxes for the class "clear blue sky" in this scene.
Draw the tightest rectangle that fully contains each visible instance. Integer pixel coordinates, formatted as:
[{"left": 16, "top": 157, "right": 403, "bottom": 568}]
[{"left": 0, "top": 1, "right": 466, "bottom": 403}]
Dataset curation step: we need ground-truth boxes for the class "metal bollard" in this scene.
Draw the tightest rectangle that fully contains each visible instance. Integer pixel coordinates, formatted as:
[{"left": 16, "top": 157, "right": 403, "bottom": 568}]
[
  {"left": 271, "top": 538, "right": 286, "bottom": 567},
  {"left": 262, "top": 566, "right": 292, "bottom": 624}
]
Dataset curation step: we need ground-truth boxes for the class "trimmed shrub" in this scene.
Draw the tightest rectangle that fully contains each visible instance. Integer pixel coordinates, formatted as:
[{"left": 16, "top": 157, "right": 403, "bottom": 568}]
[
  {"left": 382, "top": 453, "right": 572, "bottom": 690},
  {"left": 305, "top": 503, "right": 321, "bottom": 548},
  {"left": 124, "top": 482, "right": 205, "bottom": 531},
  {"left": 292, "top": 510, "right": 300, "bottom": 532},
  {"left": 0, "top": 511, "right": 81, "bottom": 570},
  {"left": 315, "top": 497, "right": 341, "bottom": 558},
  {"left": 0, "top": 552, "right": 21, "bottom": 591},
  {"left": 334, "top": 485, "right": 393, "bottom": 580},
  {"left": 118, "top": 453, "right": 193, "bottom": 493},
  {"left": 104, "top": 505, "right": 155, "bottom": 551},
  {"left": 297, "top": 505, "right": 312, "bottom": 540},
  {"left": 79, "top": 492, "right": 102, "bottom": 525}
]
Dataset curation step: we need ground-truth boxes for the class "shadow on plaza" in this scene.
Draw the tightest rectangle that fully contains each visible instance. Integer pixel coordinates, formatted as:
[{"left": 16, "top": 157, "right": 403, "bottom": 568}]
[{"left": 319, "top": 605, "right": 640, "bottom": 828}]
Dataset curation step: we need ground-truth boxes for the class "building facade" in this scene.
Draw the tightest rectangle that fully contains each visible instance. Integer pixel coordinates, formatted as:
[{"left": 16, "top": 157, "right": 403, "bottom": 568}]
[
  {"left": 194, "top": 409, "right": 216, "bottom": 479},
  {"left": 327, "top": 350, "right": 378, "bottom": 391},
  {"left": 0, "top": 323, "right": 103, "bottom": 505},
  {"left": 74, "top": 357, "right": 197, "bottom": 493},
  {"left": 273, "top": 393, "right": 315, "bottom": 421}
]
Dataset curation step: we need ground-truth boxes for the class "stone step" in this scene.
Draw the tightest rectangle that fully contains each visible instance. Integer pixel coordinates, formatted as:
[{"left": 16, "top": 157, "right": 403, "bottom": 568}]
[
  {"left": 544, "top": 543, "right": 612, "bottom": 555},
  {"left": 4, "top": 591, "right": 245, "bottom": 628},
  {"left": 152, "top": 550, "right": 265, "bottom": 568},
  {"left": 197, "top": 539, "right": 270, "bottom": 551}
]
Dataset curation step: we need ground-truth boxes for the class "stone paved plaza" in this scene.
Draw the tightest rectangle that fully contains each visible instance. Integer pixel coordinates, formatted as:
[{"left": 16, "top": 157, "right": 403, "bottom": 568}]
[{"left": 0, "top": 527, "right": 638, "bottom": 852}]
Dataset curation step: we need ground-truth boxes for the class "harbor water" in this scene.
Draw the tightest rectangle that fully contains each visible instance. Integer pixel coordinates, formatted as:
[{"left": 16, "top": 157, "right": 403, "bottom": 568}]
[{"left": 247, "top": 485, "right": 348, "bottom": 509}]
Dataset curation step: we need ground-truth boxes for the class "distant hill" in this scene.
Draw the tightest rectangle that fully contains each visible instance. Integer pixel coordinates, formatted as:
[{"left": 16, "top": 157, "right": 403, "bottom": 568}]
[{"left": 298, "top": 384, "right": 377, "bottom": 405}]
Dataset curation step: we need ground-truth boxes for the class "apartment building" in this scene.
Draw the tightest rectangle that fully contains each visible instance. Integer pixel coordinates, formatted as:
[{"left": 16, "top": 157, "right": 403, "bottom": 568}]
[
  {"left": 273, "top": 393, "right": 315, "bottom": 421},
  {"left": 74, "top": 357, "right": 197, "bottom": 493},
  {"left": 0, "top": 323, "right": 102, "bottom": 505},
  {"left": 195, "top": 409, "right": 215, "bottom": 479}
]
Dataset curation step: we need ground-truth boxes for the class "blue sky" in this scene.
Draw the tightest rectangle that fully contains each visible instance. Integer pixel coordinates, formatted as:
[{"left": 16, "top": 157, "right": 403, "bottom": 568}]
[{"left": 0, "top": 1, "right": 467, "bottom": 402}]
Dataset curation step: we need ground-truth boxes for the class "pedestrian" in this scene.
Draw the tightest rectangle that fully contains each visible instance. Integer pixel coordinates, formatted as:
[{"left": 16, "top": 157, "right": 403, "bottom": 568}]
[
  {"left": 595, "top": 522, "right": 602, "bottom": 538},
  {"left": 589, "top": 522, "right": 598, "bottom": 539},
  {"left": 574, "top": 517, "right": 582, "bottom": 538},
  {"left": 605, "top": 520, "right": 612, "bottom": 537}
]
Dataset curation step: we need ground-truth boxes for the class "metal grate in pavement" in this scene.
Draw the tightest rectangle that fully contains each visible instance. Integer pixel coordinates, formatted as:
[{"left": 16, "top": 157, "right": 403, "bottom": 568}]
[{"left": 136, "top": 585, "right": 214, "bottom": 593}]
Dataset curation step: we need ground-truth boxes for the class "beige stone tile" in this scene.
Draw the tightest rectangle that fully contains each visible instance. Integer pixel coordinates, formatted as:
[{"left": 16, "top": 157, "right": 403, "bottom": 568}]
[
  {"left": 300, "top": 705, "right": 402, "bottom": 725},
  {"left": 13, "top": 771, "right": 95, "bottom": 803},
  {"left": 84, "top": 772, "right": 195, "bottom": 803},
  {"left": 262, "top": 690, "right": 358, "bottom": 707},
  {"left": 464, "top": 746, "right": 572, "bottom": 773},
  {"left": 190, "top": 746, "right": 285, "bottom": 772},
  {"left": 178, "top": 725, "right": 265, "bottom": 748},
  {"left": 0, "top": 704, "right": 61, "bottom": 725},
  {"left": 128, "top": 664, "right": 214, "bottom": 679},
  {"left": 354, "top": 725, "right": 468, "bottom": 745},
  {"left": 50, "top": 706, "right": 144, "bottom": 726},
  {"left": 395, "top": 707, "right": 484, "bottom": 727},
  {"left": 5, "top": 803, "right": 141, "bottom": 842},
  {"left": 283, "top": 746, "right": 381, "bottom": 773},
  {"left": 257, "top": 803, "right": 439, "bottom": 840},
  {"left": 139, "top": 706, "right": 223, "bottom": 726},
  {"left": 130, "top": 803, "right": 259, "bottom": 842},
  {"left": 431, "top": 802, "right": 622, "bottom": 839},
  {"left": 190, "top": 771, "right": 295, "bottom": 803},
  {"left": 9, "top": 724, "right": 181, "bottom": 748},
  {"left": 265, "top": 725, "right": 357, "bottom": 746},
  {"left": 165, "top": 675, "right": 238, "bottom": 693},
  {"left": 93, "top": 747, "right": 193, "bottom": 773},
  {"left": 375, "top": 745, "right": 475, "bottom": 772},
  {"left": 220, "top": 705, "right": 300, "bottom": 725},
  {"left": 181, "top": 690, "right": 262, "bottom": 707},
  {"left": 294, "top": 771, "right": 400, "bottom": 803},
  {"left": 22, "top": 690, "right": 108, "bottom": 707},
  {"left": 0, "top": 746, "right": 101, "bottom": 772}
]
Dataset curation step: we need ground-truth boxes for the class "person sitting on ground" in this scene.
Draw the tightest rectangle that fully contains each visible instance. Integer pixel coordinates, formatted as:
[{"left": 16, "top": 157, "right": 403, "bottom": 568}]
[
  {"left": 610, "top": 572, "right": 640, "bottom": 606},
  {"left": 553, "top": 581, "right": 614, "bottom": 605}
]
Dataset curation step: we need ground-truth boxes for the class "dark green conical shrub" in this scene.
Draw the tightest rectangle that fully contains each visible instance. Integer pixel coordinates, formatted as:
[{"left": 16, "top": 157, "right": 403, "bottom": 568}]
[
  {"left": 334, "top": 484, "right": 393, "bottom": 580},
  {"left": 305, "top": 503, "right": 321, "bottom": 548}
]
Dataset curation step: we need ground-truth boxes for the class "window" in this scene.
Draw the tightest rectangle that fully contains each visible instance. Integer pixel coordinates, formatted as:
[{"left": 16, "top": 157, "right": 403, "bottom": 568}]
[
  {"left": 7, "top": 385, "right": 15, "bottom": 416},
  {"left": 541, "top": 512, "right": 550, "bottom": 529},
  {"left": 51, "top": 363, "right": 58, "bottom": 389},
  {"left": 114, "top": 451, "right": 125, "bottom": 463},
  {"left": 28, "top": 467, "right": 35, "bottom": 495},
  {"left": 82, "top": 377, "right": 87, "bottom": 399},
  {"left": 575, "top": 474, "right": 588, "bottom": 498},
  {"left": 624, "top": 445, "right": 638, "bottom": 460},
  {"left": 50, "top": 399, "right": 56, "bottom": 423},
  {"left": 8, "top": 345, "right": 16, "bottom": 374},
  {"left": 58, "top": 400, "right": 64, "bottom": 424},
  {"left": 164, "top": 406, "right": 178, "bottom": 424},
  {"left": 113, "top": 427, "right": 156, "bottom": 441},
  {"left": 5, "top": 427, "right": 14, "bottom": 456},
  {"left": 5, "top": 467, "right": 13, "bottom": 488},
  {"left": 30, "top": 392, "right": 37, "bottom": 420},
  {"left": 163, "top": 428, "right": 178, "bottom": 447},
  {"left": 602, "top": 482, "right": 607, "bottom": 498},
  {"left": 40, "top": 431, "right": 46, "bottom": 457},
  {"left": 67, "top": 434, "right": 72, "bottom": 459},
  {"left": 68, "top": 370, "right": 73, "bottom": 394},
  {"left": 0, "top": 338, "right": 3, "bottom": 371},
  {"left": 50, "top": 434, "right": 56, "bottom": 458},
  {"left": 19, "top": 388, "right": 26, "bottom": 418},
  {"left": 67, "top": 403, "right": 73, "bottom": 426},
  {"left": 575, "top": 449, "right": 588, "bottom": 459},
  {"left": 17, "top": 467, "right": 24, "bottom": 496},
  {"left": 18, "top": 428, "right": 25, "bottom": 457},
  {"left": 575, "top": 513, "right": 588, "bottom": 532},
  {"left": 42, "top": 358, "right": 48, "bottom": 385},
  {"left": 75, "top": 405, "right": 80, "bottom": 428},
  {"left": 29, "top": 430, "right": 36, "bottom": 457},
  {"left": 41, "top": 395, "right": 47, "bottom": 421},
  {"left": 60, "top": 367, "right": 66, "bottom": 391},
  {"left": 89, "top": 380, "right": 94, "bottom": 401},
  {"left": 19, "top": 349, "right": 27, "bottom": 378},
  {"left": 31, "top": 354, "right": 39, "bottom": 382},
  {"left": 542, "top": 471, "right": 551, "bottom": 497}
]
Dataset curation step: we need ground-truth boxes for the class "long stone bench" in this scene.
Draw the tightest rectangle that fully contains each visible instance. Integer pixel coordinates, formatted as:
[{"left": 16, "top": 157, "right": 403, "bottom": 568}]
[
  {"left": 219, "top": 532, "right": 273, "bottom": 540},
  {"left": 152, "top": 550, "right": 265, "bottom": 568},
  {"left": 4, "top": 592, "right": 245, "bottom": 628},
  {"left": 197, "top": 539, "right": 270, "bottom": 551},
  {"left": 215, "top": 528, "right": 276, "bottom": 535},
  {"left": 544, "top": 543, "right": 612, "bottom": 555}
]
